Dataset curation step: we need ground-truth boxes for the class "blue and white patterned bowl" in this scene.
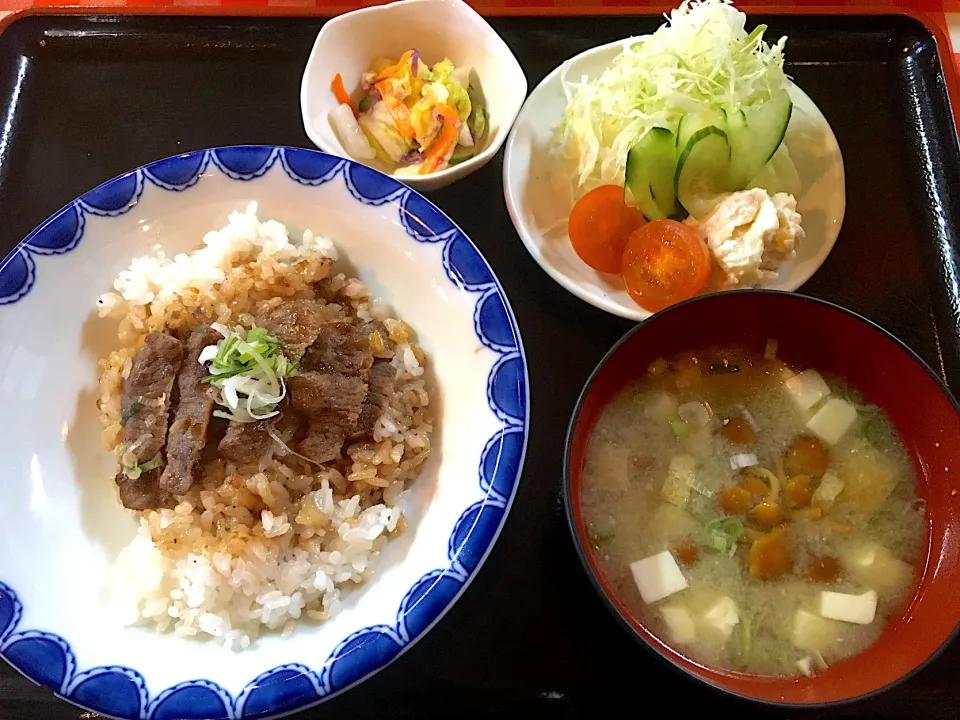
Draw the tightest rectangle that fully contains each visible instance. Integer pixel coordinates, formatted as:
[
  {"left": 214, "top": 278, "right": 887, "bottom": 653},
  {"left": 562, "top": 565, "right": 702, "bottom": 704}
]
[{"left": 0, "top": 146, "right": 528, "bottom": 719}]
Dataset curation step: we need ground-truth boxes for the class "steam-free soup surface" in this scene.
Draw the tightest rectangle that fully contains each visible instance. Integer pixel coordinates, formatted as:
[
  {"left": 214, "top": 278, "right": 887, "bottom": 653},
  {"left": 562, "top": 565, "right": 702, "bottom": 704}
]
[{"left": 580, "top": 343, "right": 925, "bottom": 677}]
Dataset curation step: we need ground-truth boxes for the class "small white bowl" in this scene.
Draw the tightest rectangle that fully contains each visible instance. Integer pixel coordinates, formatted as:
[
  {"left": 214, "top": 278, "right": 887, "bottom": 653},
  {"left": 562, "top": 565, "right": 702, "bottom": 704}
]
[
  {"left": 300, "top": 0, "right": 527, "bottom": 192},
  {"left": 503, "top": 39, "right": 846, "bottom": 321}
]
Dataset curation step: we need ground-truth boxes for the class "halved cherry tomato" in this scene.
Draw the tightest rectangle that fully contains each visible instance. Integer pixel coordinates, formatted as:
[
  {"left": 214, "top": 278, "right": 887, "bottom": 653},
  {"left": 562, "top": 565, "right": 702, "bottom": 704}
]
[
  {"left": 620, "top": 220, "right": 711, "bottom": 312},
  {"left": 568, "top": 185, "right": 646, "bottom": 274}
]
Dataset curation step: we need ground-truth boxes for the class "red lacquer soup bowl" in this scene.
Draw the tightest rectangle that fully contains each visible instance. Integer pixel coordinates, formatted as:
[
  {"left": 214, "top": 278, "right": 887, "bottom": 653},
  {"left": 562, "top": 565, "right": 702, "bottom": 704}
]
[{"left": 563, "top": 290, "right": 960, "bottom": 706}]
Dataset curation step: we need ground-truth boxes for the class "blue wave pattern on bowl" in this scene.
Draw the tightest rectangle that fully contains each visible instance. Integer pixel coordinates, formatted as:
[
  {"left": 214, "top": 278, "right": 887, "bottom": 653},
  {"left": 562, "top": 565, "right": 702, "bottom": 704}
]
[{"left": 0, "top": 147, "right": 528, "bottom": 720}]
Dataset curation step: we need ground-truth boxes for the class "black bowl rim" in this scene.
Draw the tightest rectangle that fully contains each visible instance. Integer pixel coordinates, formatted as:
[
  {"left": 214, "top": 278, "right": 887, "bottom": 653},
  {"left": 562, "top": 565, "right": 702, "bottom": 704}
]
[{"left": 561, "top": 288, "right": 960, "bottom": 709}]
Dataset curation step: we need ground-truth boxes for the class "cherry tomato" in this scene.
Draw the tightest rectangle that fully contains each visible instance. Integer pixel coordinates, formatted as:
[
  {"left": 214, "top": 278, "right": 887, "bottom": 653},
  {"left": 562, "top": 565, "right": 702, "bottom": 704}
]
[
  {"left": 620, "top": 220, "right": 711, "bottom": 312},
  {"left": 568, "top": 185, "right": 646, "bottom": 274}
]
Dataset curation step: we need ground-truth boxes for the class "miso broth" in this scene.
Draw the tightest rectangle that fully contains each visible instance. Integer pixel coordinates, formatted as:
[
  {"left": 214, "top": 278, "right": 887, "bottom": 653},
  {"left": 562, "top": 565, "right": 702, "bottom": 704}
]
[{"left": 580, "top": 343, "right": 926, "bottom": 677}]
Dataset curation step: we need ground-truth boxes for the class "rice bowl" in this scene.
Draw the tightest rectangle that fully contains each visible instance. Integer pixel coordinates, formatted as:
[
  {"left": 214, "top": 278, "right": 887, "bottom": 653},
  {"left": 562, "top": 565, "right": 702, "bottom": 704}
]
[{"left": 0, "top": 146, "right": 528, "bottom": 719}]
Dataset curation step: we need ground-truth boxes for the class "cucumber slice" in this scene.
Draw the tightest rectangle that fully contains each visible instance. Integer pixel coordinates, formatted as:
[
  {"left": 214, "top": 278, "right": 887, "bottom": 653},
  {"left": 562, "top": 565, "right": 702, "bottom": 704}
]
[
  {"left": 748, "top": 144, "right": 801, "bottom": 197},
  {"left": 727, "top": 89, "right": 793, "bottom": 189},
  {"left": 625, "top": 127, "right": 678, "bottom": 220},
  {"left": 676, "top": 107, "right": 727, "bottom": 154},
  {"left": 675, "top": 125, "right": 731, "bottom": 219}
]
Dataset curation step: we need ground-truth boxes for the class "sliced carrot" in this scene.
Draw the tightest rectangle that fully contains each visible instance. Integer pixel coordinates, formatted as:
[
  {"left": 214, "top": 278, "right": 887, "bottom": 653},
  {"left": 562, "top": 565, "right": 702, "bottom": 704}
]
[
  {"left": 375, "top": 81, "right": 416, "bottom": 139},
  {"left": 331, "top": 73, "right": 352, "bottom": 109},
  {"left": 373, "top": 51, "right": 414, "bottom": 83},
  {"left": 419, "top": 103, "right": 459, "bottom": 175}
]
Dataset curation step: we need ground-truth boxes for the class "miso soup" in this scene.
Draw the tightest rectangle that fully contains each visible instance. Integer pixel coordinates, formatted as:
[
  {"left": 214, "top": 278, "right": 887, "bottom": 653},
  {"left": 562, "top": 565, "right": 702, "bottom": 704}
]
[{"left": 580, "top": 342, "right": 926, "bottom": 677}]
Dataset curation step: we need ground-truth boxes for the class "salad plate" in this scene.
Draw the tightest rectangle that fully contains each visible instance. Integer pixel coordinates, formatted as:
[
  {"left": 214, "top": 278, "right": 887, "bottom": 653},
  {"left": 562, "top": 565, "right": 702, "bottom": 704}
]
[{"left": 503, "top": 37, "right": 846, "bottom": 321}]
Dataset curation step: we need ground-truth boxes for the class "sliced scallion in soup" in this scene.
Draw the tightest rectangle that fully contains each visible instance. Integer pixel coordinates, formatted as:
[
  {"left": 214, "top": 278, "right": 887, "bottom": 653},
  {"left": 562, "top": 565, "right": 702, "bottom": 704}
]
[{"left": 580, "top": 343, "right": 925, "bottom": 677}]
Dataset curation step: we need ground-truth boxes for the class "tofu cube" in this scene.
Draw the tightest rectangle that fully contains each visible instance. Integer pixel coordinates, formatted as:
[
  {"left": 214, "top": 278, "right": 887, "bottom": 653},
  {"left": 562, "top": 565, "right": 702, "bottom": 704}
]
[
  {"left": 845, "top": 542, "right": 913, "bottom": 590},
  {"left": 648, "top": 503, "right": 699, "bottom": 545},
  {"left": 806, "top": 398, "right": 858, "bottom": 445},
  {"left": 811, "top": 469, "right": 844, "bottom": 511},
  {"left": 684, "top": 428, "right": 714, "bottom": 460},
  {"left": 594, "top": 444, "right": 631, "bottom": 491},
  {"left": 660, "top": 454, "right": 696, "bottom": 508},
  {"left": 660, "top": 606, "right": 696, "bottom": 644},
  {"left": 785, "top": 369, "right": 831, "bottom": 411},
  {"left": 630, "top": 551, "right": 688, "bottom": 604},
  {"left": 645, "top": 392, "right": 679, "bottom": 423},
  {"left": 836, "top": 440, "right": 894, "bottom": 516},
  {"left": 832, "top": 438, "right": 897, "bottom": 519},
  {"left": 793, "top": 609, "right": 839, "bottom": 653},
  {"left": 699, "top": 596, "right": 740, "bottom": 644},
  {"left": 820, "top": 590, "right": 878, "bottom": 625}
]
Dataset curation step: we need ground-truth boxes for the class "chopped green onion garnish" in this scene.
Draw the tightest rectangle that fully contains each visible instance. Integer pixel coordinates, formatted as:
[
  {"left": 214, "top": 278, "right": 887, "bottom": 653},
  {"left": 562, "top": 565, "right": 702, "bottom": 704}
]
[
  {"left": 201, "top": 324, "right": 296, "bottom": 423},
  {"left": 861, "top": 411, "right": 885, "bottom": 446},
  {"left": 123, "top": 452, "right": 163, "bottom": 480},
  {"left": 705, "top": 516, "right": 744, "bottom": 555},
  {"left": 590, "top": 531, "right": 615, "bottom": 547},
  {"left": 669, "top": 417, "right": 687, "bottom": 437},
  {"left": 138, "top": 454, "right": 164, "bottom": 474},
  {"left": 120, "top": 397, "right": 143, "bottom": 426},
  {"left": 468, "top": 104, "right": 487, "bottom": 139}
]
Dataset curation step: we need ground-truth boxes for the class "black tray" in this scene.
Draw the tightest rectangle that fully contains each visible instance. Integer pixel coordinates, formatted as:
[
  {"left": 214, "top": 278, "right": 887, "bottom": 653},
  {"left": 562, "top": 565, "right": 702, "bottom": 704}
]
[{"left": 1, "top": 10, "right": 960, "bottom": 720}]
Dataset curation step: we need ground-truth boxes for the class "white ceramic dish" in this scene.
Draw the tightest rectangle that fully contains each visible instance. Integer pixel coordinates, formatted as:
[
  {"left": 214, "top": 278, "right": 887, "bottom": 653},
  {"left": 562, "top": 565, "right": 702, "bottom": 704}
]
[
  {"left": 0, "top": 146, "right": 528, "bottom": 719},
  {"left": 502, "top": 39, "right": 847, "bottom": 321},
  {"left": 300, "top": 0, "right": 527, "bottom": 192}
]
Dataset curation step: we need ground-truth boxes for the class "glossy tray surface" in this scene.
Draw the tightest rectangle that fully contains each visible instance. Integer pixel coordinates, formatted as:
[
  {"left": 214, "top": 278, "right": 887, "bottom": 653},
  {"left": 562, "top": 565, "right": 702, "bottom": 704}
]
[{"left": 0, "top": 12, "right": 958, "bottom": 719}]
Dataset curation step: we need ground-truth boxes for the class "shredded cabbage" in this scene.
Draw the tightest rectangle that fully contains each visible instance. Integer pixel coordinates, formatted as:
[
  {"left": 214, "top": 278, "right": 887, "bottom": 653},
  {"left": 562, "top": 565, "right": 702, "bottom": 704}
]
[
  {"left": 440, "top": 78, "right": 472, "bottom": 122},
  {"left": 558, "top": 0, "right": 788, "bottom": 189}
]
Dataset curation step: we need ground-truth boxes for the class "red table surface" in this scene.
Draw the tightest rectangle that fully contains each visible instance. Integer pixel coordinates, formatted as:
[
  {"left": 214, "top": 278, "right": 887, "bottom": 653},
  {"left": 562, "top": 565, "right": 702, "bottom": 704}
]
[
  {"left": 1, "top": 0, "right": 958, "bottom": 120},
  {"left": 0, "top": 0, "right": 958, "bottom": 117}
]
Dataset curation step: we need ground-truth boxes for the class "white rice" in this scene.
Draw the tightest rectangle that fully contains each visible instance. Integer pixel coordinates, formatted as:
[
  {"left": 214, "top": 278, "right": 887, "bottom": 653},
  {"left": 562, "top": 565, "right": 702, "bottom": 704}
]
[{"left": 98, "top": 203, "right": 432, "bottom": 650}]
